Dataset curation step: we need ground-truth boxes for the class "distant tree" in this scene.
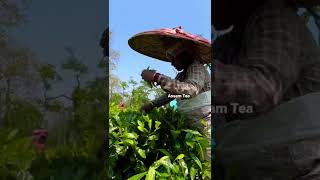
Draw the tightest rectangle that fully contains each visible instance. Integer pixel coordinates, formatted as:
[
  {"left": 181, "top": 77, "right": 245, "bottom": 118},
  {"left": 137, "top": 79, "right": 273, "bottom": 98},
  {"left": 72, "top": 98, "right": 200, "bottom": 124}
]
[
  {"left": 109, "top": 75, "right": 121, "bottom": 98},
  {"left": 62, "top": 47, "right": 88, "bottom": 88},
  {"left": 0, "top": 0, "right": 31, "bottom": 42},
  {"left": 119, "top": 81, "right": 128, "bottom": 96},
  {"left": 108, "top": 31, "right": 121, "bottom": 98},
  {"left": 37, "top": 63, "right": 65, "bottom": 110},
  {"left": 108, "top": 31, "right": 120, "bottom": 70},
  {"left": 0, "top": 46, "right": 38, "bottom": 126}
]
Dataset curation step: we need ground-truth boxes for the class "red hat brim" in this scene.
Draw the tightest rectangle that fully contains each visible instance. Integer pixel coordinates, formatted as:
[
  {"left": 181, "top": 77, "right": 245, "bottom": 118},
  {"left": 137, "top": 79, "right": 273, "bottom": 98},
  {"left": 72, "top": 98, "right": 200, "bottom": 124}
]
[{"left": 128, "top": 27, "right": 212, "bottom": 64}]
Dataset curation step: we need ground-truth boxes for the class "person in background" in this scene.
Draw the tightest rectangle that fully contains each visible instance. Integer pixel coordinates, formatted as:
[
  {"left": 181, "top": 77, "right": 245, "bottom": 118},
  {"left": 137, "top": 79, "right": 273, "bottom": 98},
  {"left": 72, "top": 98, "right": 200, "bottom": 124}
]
[
  {"left": 32, "top": 129, "right": 48, "bottom": 153},
  {"left": 100, "top": 28, "right": 108, "bottom": 58}
]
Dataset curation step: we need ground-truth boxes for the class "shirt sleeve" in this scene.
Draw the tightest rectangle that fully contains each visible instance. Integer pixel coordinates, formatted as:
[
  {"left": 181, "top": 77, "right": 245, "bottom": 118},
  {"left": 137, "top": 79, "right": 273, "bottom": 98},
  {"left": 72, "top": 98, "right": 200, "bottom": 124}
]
[
  {"left": 158, "top": 61, "right": 207, "bottom": 97},
  {"left": 213, "top": 2, "right": 301, "bottom": 115}
]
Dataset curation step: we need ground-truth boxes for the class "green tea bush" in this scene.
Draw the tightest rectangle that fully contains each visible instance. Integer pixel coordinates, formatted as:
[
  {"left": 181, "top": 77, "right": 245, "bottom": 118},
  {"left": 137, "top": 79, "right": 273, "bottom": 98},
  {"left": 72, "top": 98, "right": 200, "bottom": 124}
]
[{"left": 109, "top": 103, "right": 211, "bottom": 180}]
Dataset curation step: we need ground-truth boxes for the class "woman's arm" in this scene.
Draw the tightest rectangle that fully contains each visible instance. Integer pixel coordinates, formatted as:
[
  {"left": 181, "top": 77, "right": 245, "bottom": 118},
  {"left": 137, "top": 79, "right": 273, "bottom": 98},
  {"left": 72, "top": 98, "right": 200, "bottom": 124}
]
[
  {"left": 157, "top": 62, "right": 208, "bottom": 97},
  {"left": 212, "top": 2, "right": 302, "bottom": 115}
]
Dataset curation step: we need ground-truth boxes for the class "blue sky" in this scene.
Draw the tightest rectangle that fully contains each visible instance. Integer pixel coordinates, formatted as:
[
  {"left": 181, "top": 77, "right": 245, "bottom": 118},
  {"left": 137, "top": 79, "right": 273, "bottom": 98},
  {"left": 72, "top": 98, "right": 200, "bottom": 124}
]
[{"left": 110, "top": 0, "right": 211, "bottom": 83}]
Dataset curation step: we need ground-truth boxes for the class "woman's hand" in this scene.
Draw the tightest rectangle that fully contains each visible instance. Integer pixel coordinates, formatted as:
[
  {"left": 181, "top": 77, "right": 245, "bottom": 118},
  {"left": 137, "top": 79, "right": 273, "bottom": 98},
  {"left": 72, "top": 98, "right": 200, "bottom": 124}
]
[
  {"left": 141, "top": 102, "right": 155, "bottom": 113},
  {"left": 141, "top": 69, "right": 156, "bottom": 82}
]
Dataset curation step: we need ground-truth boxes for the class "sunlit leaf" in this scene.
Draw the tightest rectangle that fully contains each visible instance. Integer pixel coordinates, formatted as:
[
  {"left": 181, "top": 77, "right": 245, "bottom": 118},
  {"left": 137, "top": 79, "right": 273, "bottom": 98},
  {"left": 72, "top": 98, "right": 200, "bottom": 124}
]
[
  {"left": 123, "top": 132, "right": 138, "bottom": 139},
  {"left": 153, "top": 156, "right": 171, "bottom": 169},
  {"left": 137, "top": 148, "right": 146, "bottom": 159},
  {"left": 179, "top": 159, "right": 188, "bottom": 177},
  {"left": 183, "top": 129, "right": 203, "bottom": 136},
  {"left": 127, "top": 172, "right": 147, "bottom": 180},
  {"left": 148, "top": 135, "right": 158, "bottom": 141},
  {"left": 175, "top": 154, "right": 185, "bottom": 161},
  {"left": 145, "top": 167, "right": 155, "bottom": 180},
  {"left": 123, "top": 139, "right": 135, "bottom": 146},
  {"left": 190, "top": 166, "right": 198, "bottom": 180},
  {"left": 155, "top": 121, "right": 161, "bottom": 130}
]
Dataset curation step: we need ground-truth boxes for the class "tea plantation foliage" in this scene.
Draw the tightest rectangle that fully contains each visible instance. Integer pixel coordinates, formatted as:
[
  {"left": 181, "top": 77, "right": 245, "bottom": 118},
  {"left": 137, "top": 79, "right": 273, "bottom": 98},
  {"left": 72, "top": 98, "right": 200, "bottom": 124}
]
[{"left": 108, "top": 80, "right": 211, "bottom": 180}]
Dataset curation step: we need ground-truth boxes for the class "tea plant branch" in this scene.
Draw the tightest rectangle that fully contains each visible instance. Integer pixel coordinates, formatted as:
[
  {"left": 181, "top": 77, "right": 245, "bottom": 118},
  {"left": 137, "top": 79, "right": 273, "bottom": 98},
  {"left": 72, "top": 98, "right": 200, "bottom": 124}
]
[{"left": 46, "top": 94, "right": 72, "bottom": 101}]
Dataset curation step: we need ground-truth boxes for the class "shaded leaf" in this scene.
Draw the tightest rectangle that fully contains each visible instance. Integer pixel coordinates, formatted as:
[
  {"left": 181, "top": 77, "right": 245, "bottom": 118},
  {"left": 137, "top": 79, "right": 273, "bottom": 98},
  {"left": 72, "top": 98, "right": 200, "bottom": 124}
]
[
  {"left": 158, "top": 149, "right": 172, "bottom": 159},
  {"left": 190, "top": 154, "right": 202, "bottom": 170}
]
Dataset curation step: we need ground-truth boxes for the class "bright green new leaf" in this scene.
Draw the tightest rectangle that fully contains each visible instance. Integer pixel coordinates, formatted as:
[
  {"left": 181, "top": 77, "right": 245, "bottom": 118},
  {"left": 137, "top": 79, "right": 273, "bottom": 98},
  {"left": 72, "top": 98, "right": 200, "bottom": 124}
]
[
  {"left": 116, "top": 146, "right": 127, "bottom": 156},
  {"left": 138, "top": 126, "right": 147, "bottom": 132},
  {"left": 137, "top": 148, "right": 146, "bottom": 159},
  {"left": 200, "top": 119, "right": 207, "bottom": 127},
  {"left": 183, "top": 129, "right": 203, "bottom": 136},
  {"left": 148, "top": 135, "right": 158, "bottom": 141},
  {"left": 143, "top": 115, "right": 152, "bottom": 130},
  {"left": 175, "top": 154, "right": 185, "bottom": 161},
  {"left": 123, "top": 139, "right": 135, "bottom": 146},
  {"left": 137, "top": 120, "right": 146, "bottom": 132},
  {"left": 172, "top": 164, "right": 180, "bottom": 174},
  {"left": 155, "top": 121, "right": 161, "bottom": 130},
  {"left": 127, "top": 172, "right": 147, "bottom": 180},
  {"left": 154, "top": 156, "right": 171, "bottom": 169},
  {"left": 146, "top": 167, "right": 156, "bottom": 180},
  {"left": 124, "top": 132, "right": 138, "bottom": 139},
  {"left": 202, "top": 168, "right": 211, "bottom": 179},
  {"left": 179, "top": 159, "right": 188, "bottom": 177},
  {"left": 190, "top": 166, "right": 198, "bottom": 180},
  {"left": 156, "top": 172, "right": 170, "bottom": 178}
]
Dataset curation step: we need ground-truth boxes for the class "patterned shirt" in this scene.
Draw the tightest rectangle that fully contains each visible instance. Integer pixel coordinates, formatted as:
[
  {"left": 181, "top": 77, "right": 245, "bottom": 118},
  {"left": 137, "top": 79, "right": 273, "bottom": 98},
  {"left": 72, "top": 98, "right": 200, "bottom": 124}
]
[
  {"left": 213, "top": 0, "right": 320, "bottom": 120},
  {"left": 151, "top": 60, "right": 211, "bottom": 107}
]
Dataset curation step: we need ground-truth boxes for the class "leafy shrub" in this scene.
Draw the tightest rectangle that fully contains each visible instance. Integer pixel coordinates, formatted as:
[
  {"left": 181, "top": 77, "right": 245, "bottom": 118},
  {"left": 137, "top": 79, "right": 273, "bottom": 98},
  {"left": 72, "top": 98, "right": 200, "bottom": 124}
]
[
  {"left": 0, "top": 128, "right": 107, "bottom": 180},
  {"left": 109, "top": 103, "right": 211, "bottom": 180}
]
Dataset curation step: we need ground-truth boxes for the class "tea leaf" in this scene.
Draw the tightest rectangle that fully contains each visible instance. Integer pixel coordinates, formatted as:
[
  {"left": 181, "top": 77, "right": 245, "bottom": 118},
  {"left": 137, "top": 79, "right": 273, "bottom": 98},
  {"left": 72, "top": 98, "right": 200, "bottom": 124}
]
[
  {"left": 175, "top": 154, "right": 185, "bottom": 161},
  {"left": 137, "top": 148, "right": 146, "bottom": 159},
  {"left": 155, "top": 121, "right": 161, "bottom": 130},
  {"left": 146, "top": 167, "right": 155, "bottom": 180},
  {"left": 183, "top": 129, "right": 203, "bottom": 136},
  {"left": 128, "top": 172, "right": 147, "bottom": 180},
  {"left": 190, "top": 166, "right": 198, "bottom": 180},
  {"left": 190, "top": 154, "right": 202, "bottom": 170}
]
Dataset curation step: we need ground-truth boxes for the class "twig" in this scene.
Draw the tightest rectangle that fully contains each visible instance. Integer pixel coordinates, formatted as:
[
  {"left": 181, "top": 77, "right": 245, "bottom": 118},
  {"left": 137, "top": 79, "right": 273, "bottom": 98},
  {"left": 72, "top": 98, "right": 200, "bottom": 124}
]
[{"left": 46, "top": 94, "right": 72, "bottom": 101}]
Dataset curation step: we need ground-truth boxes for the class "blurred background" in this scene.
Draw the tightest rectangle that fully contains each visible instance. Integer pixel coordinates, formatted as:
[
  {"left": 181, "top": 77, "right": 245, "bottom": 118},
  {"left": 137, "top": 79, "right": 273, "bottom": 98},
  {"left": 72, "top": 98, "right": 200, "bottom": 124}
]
[{"left": 0, "top": 0, "right": 108, "bottom": 179}]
